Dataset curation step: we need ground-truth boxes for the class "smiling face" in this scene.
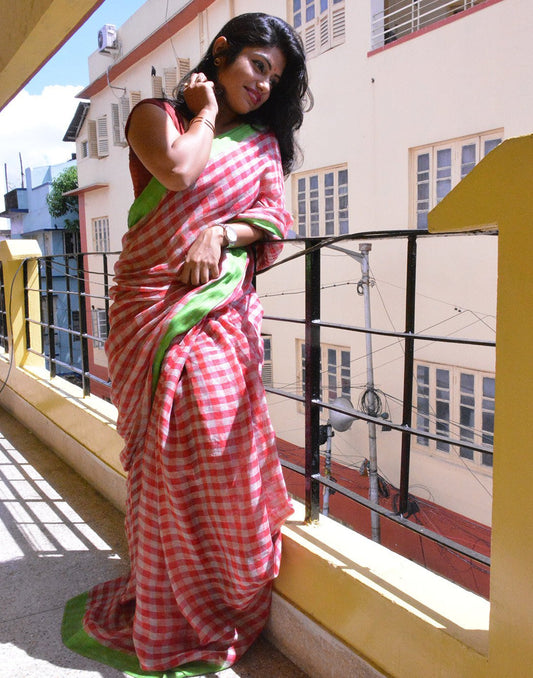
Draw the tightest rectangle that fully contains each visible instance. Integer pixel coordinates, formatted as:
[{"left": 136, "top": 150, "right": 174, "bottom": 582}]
[{"left": 215, "top": 44, "right": 286, "bottom": 118}]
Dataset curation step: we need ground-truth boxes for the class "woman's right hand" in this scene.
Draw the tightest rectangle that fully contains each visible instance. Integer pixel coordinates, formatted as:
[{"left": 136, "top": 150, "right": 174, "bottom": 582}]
[{"left": 183, "top": 72, "right": 218, "bottom": 117}]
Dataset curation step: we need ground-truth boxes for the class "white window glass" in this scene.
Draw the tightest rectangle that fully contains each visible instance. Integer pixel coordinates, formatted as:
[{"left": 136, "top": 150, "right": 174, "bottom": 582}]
[
  {"left": 436, "top": 148, "right": 452, "bottom": 202},
  {"left": 92, "top": 217, "right": 110, "bottom": 253},
  {"left": 415, "top": 361, "right": 494, "bottom": 468},
  {"left": 435, "top": 368, "right": 450, "bottom": 452},
  {"left": 416, "top": 364, "right": 430, "bottom": 445},
  {"left": 299, "top": 341, "right": 351, "bottom": 406},
  {"left": 413, "top": 131, "right": 503, "bottom": 229},
  {"left": 416, "top": 153, "right": 430, "bottom": 229},
  {"left": 461, "top": 143, "right": 476, "bottom": 178},
  {"left": 459, "top": 372, "right": 475, "bottom": 460},
  {"left": 293, "top": 165, "right": 349, "bottom": 237},
  {"left": 481, "top": 376, "right": 495, "bottom": 467}
]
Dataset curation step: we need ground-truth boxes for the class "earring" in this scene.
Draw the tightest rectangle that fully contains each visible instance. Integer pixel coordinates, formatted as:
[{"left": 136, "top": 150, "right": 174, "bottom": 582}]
[{"left": 214, "top": 57, "right": 221, "bottom": 66}]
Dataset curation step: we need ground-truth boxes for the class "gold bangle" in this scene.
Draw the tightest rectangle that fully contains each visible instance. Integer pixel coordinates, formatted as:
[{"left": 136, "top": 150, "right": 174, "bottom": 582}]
[{"left": 190, "top": 116, "right": 215, "bottom": 134}]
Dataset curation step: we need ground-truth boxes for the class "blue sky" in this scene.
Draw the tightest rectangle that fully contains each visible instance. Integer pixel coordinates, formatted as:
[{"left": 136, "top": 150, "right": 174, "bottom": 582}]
[
  {"left": 0, "top": 0, "right": 147, "bottom": 220},
  {"left": 27, "top": 0, "right": 147, "bottom": 94}
]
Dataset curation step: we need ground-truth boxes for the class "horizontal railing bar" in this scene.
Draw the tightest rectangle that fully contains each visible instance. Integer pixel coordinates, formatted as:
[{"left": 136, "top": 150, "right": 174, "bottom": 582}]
[
  {"left": 315, "top": 320, "right": 495, "bottom": 347},
  {"left": 318, "top": 397, "right": 493, "bottom": 455},
  {"left": 315, "top": 474, "right": 491, "bottom": 566},
  {"left": 265, "top": 386, "right": 305, "bottom": 403},
  {"left": 279, "top": 457, "right": 490, "bottom": 566},
  {"left": 262, "top": 315, "right": 305, "bottom": 325}
]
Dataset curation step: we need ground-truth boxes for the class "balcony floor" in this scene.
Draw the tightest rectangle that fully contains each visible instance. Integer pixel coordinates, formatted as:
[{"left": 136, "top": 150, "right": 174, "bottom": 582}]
[{"left": 0, "top": 408, "right": 308, "bottom": 678}]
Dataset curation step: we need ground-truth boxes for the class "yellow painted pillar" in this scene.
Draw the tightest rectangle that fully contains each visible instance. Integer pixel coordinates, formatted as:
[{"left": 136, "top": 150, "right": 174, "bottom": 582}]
[
  {"left": 0, "top": 239, "right": 43, "bottom": 367},
  {"left": 428, "top": 135, "right": 533, "bottom": 678}
]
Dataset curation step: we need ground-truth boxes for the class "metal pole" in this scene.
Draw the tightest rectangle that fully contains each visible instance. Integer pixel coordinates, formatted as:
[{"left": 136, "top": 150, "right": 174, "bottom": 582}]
[
  {"left": 399, "top": 235, "right": 417, "bottom": 515},
  {"left": 304, "top": 240, "right": 321, "bottom": 523},
  {"left": 323, "top": 422, "right": 333, "bottom": 517},
  {"left": 359, "top": 243, "right": 381, "bottom": 543}
]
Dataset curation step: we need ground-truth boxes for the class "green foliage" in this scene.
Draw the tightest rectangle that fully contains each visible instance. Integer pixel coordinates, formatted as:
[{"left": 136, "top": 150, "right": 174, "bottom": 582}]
[{"left": 46, "top": 166, "right": 79, "bottom": 230}]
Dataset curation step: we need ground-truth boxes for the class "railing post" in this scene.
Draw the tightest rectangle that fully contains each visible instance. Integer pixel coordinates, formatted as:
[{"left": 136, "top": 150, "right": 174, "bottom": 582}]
[
  {"left": 304, "top": 240, "right": 321, "bottom": 523},
  {"left": 398, "top": 234, "right": 417, "bottom": 516},
  {"left": 44, "top": 258, "right": 57, "bottom": 378},
  {"left": 0, "top": 240, "right": 42, "bottom": 368},
  {"left": 77, "top": 252, "right": 91, "bottom": 396}
]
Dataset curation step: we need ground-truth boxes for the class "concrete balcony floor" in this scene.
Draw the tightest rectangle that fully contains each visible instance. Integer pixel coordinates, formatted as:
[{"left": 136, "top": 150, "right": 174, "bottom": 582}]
[{"left": 0, "top": 408, "right": 309, "bottom": 678}]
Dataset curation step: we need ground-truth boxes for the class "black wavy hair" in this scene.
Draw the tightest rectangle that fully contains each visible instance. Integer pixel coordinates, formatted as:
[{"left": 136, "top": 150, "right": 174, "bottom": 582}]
[{"left": 173, "top": 13, "right": 311, "bottom": 176}]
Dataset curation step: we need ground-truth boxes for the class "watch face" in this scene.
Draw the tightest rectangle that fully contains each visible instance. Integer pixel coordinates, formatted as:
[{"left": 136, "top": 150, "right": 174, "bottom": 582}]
[{"left": 225, "top": 225, "right": 238, "bottom": 246}]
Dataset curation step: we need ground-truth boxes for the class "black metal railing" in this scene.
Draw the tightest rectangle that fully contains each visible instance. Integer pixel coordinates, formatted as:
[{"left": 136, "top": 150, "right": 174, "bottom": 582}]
[
  {"left": 0, "top": 263, "right": 8, "bottom": 351},
  {"left": 0, "top": 229, "right": 495, "bottom": 581},
  {"left": 22, "top": 252, "right": 113, "bottom": 397},
  {"left": 260, "top": 229, "right": 495, "bottom": 573}
]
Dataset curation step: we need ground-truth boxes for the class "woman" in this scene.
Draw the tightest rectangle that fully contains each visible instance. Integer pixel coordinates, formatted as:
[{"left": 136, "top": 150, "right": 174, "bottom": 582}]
[{"left": 62, "top": 12, "right": 309, "bottom": 677}]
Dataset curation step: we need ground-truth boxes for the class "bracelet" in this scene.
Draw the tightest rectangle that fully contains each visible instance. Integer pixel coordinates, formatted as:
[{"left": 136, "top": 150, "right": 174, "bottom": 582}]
[{"left": 190, "top": 116, "right": 215, "bottom": 134}]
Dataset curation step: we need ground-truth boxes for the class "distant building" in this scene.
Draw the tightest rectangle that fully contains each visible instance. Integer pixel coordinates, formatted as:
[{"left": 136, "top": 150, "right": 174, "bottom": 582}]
[{"left": 1, "top": 158, "right": 82, "bottom": 378}]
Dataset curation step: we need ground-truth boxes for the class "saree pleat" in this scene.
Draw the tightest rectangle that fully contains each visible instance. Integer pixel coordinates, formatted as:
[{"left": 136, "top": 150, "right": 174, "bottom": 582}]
[{"left": 64, "top": 124, "right": 293, "bottom": 673}]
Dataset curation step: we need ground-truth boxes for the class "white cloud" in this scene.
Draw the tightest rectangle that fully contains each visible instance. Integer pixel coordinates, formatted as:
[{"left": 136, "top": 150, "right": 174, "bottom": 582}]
[{"left": 0, "top": 85, "right": 81, "bottom": 226}]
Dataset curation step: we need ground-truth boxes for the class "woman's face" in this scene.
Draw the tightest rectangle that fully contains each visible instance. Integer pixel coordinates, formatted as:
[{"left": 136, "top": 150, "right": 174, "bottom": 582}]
[{"left": 216, "top": 45, "right": 286, "bottom": 116}]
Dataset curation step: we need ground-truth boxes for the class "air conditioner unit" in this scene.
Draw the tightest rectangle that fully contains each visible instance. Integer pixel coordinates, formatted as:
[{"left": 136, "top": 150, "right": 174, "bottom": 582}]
[{"left": 98, "top": 24, "right": 117, "bottom": 52}]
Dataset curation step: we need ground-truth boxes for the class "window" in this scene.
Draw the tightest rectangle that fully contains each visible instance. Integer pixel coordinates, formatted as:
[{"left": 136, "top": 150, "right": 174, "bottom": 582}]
[
  {"left": 92, "top": 217, "right": 110, "bottom": 253},
  {"left": 96, "top": 115, "right": 109, "bottom": 157},
  {"left": 80, "top": 140, "right": 89, "bottom": 159},
  {"left": 262, "top": 335, "right": 273, "bottom": 387},
  {"left": 63, "top": 230, "right": 80, "bottom": 254},
  {"left": 151, "top": 59, "right": 191, "bottom": 98},
  {"left": 371, "top": 1, "right": 489, "bottom": 50},
  {"left": 415, "top": 361, "right": 494, "bottom": 467},
  {"left": 111, "top": 91, "right": 141, "bottom": 146},
  {"left": 292, "top": 0, "right": 346, "bottom": 57},
  {"left": 412, "top": 130, "right": 503, "bottom": 229},
  {"left": 86, "top": 120, "right": 99, "bottom": 158},
  {"left": 298, "top": 340, "right": 351, "bottom": 405},
  {"left": 71, "top": 310, "right": 80, "bottom": 335},
  {"left": 91, "top": 308, "right": 108, "bottom": 349},
  {"left": 294, "top": 165, "right": 349, "bottom": 236}
]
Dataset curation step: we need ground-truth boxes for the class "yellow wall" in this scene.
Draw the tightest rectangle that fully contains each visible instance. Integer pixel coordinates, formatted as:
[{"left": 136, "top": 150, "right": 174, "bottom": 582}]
[
  {"left": 0, "top": 0, "right": 104, "bottom": 110},
  {"left": 429, "top": 135, "right": 533, "bottom": 677}
]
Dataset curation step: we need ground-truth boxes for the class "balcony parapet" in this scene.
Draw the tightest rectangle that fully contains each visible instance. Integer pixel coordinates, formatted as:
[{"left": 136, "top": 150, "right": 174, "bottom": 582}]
[{"left": 0, "top": 128, "right": 532, "bottom": 677}]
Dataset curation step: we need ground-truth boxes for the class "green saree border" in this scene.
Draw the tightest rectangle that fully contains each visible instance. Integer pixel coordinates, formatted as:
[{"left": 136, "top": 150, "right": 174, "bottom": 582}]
[
  {"left": 127, "top": 124, "right": 257, "bottom": 229},
  {"left": 62, "top": 592, "right": 224, "bottom": 678},
  {"left": 151, "top": 248, "right": 248, "bottom": 393}
]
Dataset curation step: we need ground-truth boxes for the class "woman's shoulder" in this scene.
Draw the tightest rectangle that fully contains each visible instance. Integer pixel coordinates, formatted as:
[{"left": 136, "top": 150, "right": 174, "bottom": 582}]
[{"left": 126, "top": 98, "right": 184, "bottom": 135}]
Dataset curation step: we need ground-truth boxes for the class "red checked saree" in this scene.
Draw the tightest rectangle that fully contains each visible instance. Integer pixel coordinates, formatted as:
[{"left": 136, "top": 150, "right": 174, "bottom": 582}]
[{"left": 62, "top": 104, "right": 293, "bottom": 677}]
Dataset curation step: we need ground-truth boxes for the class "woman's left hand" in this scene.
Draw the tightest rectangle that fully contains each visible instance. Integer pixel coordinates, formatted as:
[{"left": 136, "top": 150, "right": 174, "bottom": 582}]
[{"left": 177, "top": 226, "right": 224, "bottom": 286}]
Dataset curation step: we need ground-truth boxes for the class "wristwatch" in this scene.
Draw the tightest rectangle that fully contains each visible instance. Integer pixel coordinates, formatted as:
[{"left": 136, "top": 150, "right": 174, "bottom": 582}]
[{"left": 221, "top": 223, "right": 238, "bottom": 248}]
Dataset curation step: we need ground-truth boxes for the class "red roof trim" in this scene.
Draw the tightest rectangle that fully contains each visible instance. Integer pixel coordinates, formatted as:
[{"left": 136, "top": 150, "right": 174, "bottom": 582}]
[
  {"left": 63, "top": 183, "right": 108, "bottom": 196},
  {"left": 77, "top": 0, "right": 217, "bottom": 100}
]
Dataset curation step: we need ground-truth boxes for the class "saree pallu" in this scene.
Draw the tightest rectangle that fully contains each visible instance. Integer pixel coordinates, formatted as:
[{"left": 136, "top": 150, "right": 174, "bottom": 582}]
[{"left": 62, "top": 124, "right": 294, "bottom": 677}]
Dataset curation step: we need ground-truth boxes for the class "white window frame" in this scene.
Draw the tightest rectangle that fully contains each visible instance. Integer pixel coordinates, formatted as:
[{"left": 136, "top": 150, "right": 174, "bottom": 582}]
[
  {"left": 414, "top": 360, "right": 494, "bottom": 468},
  {"left": 292, "top": 0, "right": 346, "bottom": 58},
  {"left": 92, "top": 217, "right": 110, "bottom": 253},
  {"left": 91, "top": 308, "right": 108, "bottom": 350},
  {"left": 293, "top": 164, "right": 349, "bottom": 237},
  {"left": 298, "top": 339, "right": 351, "bottom": 411},
  {"left": 410, "top": 130, "right": 503, "bottom": 229}
]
